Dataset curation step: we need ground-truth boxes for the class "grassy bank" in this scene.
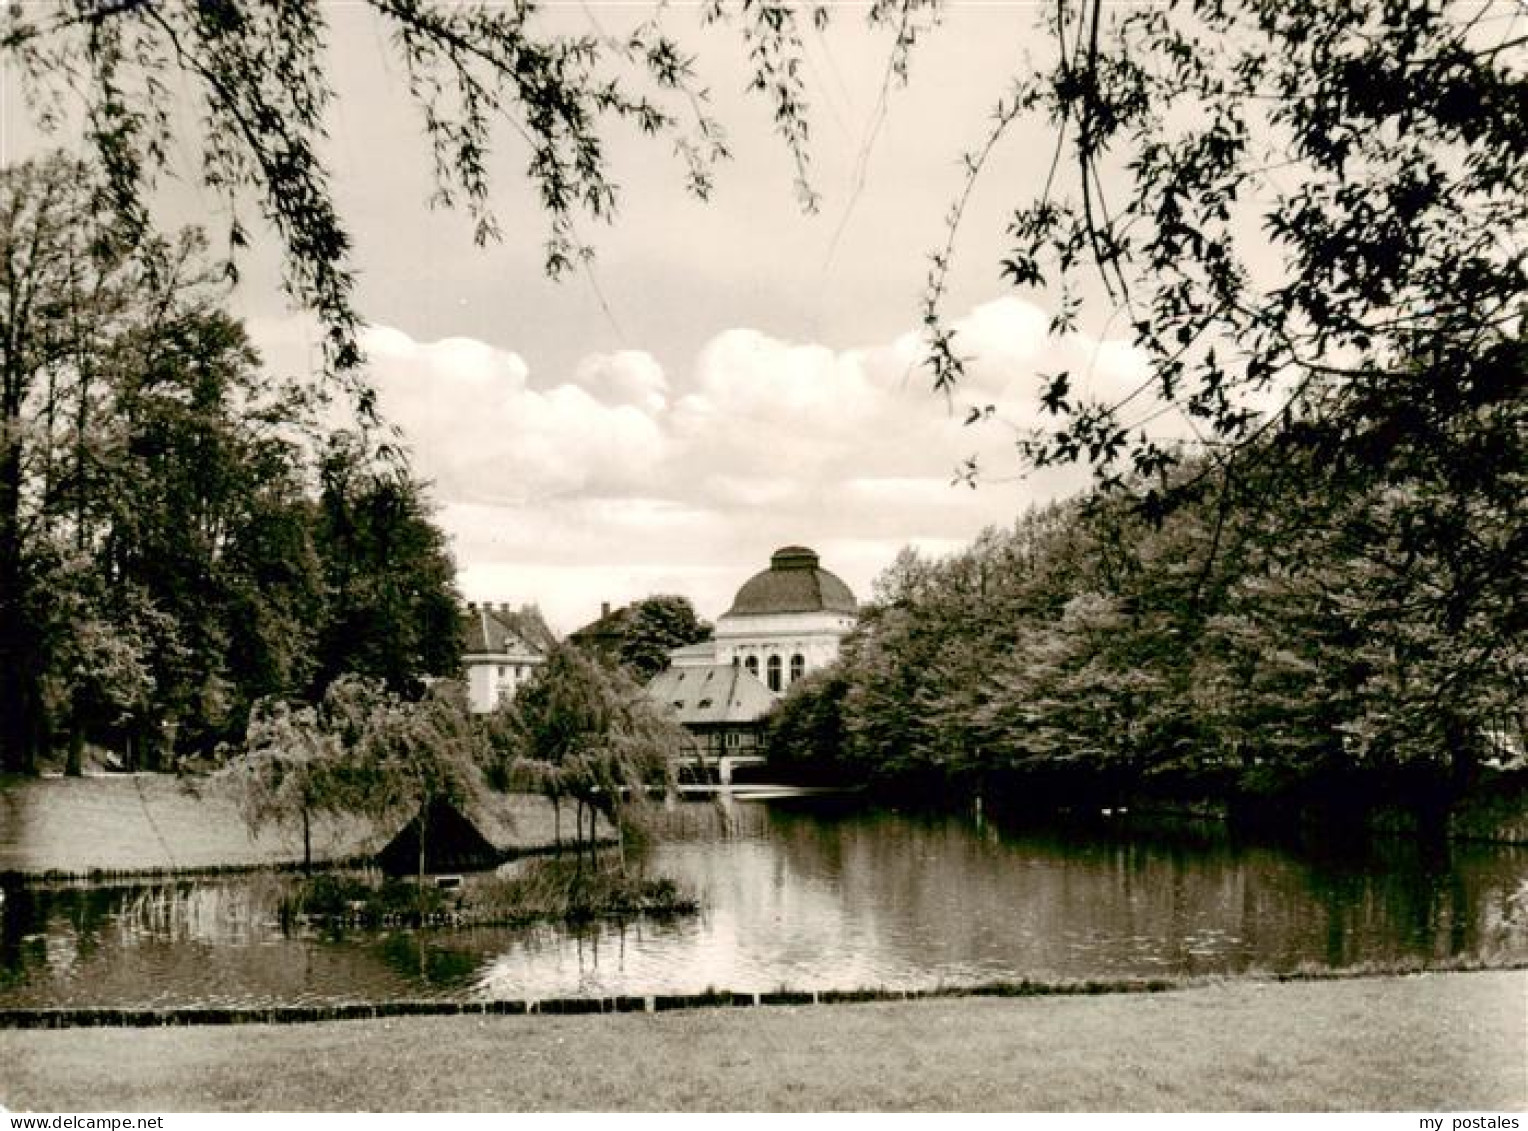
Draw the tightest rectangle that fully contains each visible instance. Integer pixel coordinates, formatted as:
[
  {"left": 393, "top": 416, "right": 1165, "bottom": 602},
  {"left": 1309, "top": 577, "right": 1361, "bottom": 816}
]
[
  {"left": 0, "top": 774, "right": 575, "bottom": 878},
  {"left": 2, "top": 971, "right": 1521, "bottom": 1111}
]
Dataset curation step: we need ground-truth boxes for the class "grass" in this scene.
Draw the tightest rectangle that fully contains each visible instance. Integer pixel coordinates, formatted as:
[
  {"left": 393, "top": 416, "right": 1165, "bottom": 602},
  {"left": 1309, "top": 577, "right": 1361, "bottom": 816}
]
[
  {"left": 0, "top": 774, "right": 574, "bottom": 878},
  {"left": 1, "top": 970, "right": 1521, "bottom": 1111}
]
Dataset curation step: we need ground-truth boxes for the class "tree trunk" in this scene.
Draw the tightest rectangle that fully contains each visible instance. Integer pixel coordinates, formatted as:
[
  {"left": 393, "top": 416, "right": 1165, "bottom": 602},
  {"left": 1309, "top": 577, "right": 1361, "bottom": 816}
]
[
  {"left": 302, "top": 806, "right": 312, "bottom": 874},
  {"left": 417, "top": 799, "right": 429, "bottom": 900},
  {"left": 65, "top": 725, "right": 83, "bottom": 777},
  {"left": 615, "top": 808, "right": 626, "bottom": 875},
  {"left": 0, "top": 431, "right": 35, "bottom": 776}
]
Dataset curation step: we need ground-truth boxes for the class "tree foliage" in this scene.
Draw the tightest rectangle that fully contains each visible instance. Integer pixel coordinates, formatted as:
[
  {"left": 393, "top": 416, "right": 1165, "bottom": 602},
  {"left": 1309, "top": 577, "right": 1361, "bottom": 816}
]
[
  {"left": 337, "top": 676, "right": 491, "bottom": 882},
  {"left": 6, "top": 2, "right": 1516, "bottom": 493},
  {"left": 224, "top": 674, "right": 492, "bottom": 882},
  {"left": 926, "top": 0, "right": 1525, "bottom": 508},
  {"left": 0, "top": 0, "right": 861, "bottom": 400},
  {"left": 489, "top": 643, "right": 683, "bottom": 867},
  {"left": 780, "top": 424, "right": 1525, "bottom": 822},
  {"left": 311, "top": 432, "right": 464, "bottom": 698},
  {"left": 224, "top": 695, "right": 346, "bottom": 872},
  {"left": 0, "top": 154, "right": 463, "bottom": 774},
  {"left": 616, "top": 594, "right": 713, "bottom": 681}
]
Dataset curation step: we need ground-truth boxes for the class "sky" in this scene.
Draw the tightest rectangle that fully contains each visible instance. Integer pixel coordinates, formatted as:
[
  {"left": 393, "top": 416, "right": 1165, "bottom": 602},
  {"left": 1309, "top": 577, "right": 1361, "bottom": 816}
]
[{"left": 3, "top": 2, "right": 1168, "bottom": 633}]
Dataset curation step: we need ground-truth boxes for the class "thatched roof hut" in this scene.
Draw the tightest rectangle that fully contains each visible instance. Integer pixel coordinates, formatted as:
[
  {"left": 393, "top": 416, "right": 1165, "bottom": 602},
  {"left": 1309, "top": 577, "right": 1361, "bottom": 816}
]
[{"left": 374, "top": 793, "right": 613, "bottom": 876}]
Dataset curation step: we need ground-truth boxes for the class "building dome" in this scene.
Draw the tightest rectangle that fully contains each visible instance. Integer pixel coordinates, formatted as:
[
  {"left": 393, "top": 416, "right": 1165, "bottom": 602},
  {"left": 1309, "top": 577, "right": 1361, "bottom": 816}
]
[{"left": 723, "top": 546, "right": 857, "bottom": 617}]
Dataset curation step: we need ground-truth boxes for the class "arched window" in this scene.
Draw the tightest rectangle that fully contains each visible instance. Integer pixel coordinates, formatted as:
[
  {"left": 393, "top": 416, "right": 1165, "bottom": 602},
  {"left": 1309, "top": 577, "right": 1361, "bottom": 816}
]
[
  {"left": 745, "top": 656, "right": 759, "bottom": 677},
  {"left": 790, "top": 654, "right": 805, "bottom": 684},
  {"left": 766, "top": 654, "right": 782, "bottom": 692}
]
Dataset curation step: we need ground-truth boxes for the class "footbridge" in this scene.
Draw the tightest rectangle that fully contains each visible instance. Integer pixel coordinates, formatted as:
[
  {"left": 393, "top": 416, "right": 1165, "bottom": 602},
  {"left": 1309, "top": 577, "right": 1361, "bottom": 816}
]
[{"left": 672, "top": 752, "right": 767, "bottom": 786}]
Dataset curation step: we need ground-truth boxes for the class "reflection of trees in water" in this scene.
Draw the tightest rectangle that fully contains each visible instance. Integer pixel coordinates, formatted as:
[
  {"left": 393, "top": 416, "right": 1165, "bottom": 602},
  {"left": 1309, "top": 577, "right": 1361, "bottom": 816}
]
[
  {"left": 0, "top": 876, "right": 460, "bottom": 1007},
  {"left": 376, "top": 930, "right": 487, "bottom": 989},
  {"left": 647, "top": 794, "right": 771, "bottom": 842},
  {"left": 113, "top": 875, "right": 296, "bottom": 945},
  {"left": 467, "top": 916, "right": 695, "bottom": 999},
  {"left": 747, "top": 806, "right": 1528, "bottom": 975}
]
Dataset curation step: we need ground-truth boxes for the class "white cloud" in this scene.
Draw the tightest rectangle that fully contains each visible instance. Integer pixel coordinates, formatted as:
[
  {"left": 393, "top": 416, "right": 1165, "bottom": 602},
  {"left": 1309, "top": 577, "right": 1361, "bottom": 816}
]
[
  {"left": 570, "top": 350, "right": 669, "bottom": 414},
  {"left": 356, "top": 328, "right": 671, "bottom": 505}
]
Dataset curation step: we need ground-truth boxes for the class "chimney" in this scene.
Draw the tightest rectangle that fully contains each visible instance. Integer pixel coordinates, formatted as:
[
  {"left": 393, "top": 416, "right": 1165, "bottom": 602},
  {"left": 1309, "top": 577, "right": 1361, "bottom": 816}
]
[
  {"left": 467, "top": 601, "right": 477, "bottom": 611},
  {"left": 601, "top": 601, "right": 611, "bottom": 618},
  {"left": 500, "top": 602, "right": 511, "bottom": 614}
]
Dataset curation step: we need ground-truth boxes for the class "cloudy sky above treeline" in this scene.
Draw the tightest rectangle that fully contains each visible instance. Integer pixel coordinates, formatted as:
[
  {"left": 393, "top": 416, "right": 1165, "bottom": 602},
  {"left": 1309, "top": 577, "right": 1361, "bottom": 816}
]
[{"left": 8, "top": 3, "right": 1175, "bottom": 632}]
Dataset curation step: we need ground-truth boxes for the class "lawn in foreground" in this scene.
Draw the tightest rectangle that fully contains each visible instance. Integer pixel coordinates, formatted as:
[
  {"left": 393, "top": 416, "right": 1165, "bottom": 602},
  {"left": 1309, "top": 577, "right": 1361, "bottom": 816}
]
[{"left": 3, "top": 971, "right": 1523, "bottom": 1111}]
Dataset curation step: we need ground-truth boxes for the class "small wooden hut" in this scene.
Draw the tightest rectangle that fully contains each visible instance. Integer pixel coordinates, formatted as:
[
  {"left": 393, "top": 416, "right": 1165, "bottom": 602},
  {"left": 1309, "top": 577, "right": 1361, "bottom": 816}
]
[{"left": 375, "top": 797, "right": 502, "bottom": 876}]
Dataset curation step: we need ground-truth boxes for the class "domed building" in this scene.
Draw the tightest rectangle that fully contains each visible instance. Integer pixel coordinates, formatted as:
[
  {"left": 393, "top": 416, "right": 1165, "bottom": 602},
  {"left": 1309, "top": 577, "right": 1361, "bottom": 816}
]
[
  {"left": 675, "top": 546, "right": 858, "bottom": 693},
  {"left": 648, "top": 546, "right": 857, "bottom": 772}
]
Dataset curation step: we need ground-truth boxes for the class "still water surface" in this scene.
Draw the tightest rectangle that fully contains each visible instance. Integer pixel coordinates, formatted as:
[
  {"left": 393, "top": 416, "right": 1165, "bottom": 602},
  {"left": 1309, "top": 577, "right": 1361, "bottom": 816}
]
[{"left": 2, "top": 796, "right": 1525, "bottom": 1008}]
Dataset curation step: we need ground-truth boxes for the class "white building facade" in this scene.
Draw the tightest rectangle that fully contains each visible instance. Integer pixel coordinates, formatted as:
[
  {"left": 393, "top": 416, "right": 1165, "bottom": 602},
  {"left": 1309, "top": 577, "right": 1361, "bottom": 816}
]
[
  {"left": 461, "top": 603, "right": 549, "bottom": 713},
  {"left": 678, "top": 546, "right": 858, "bottom": 694}
]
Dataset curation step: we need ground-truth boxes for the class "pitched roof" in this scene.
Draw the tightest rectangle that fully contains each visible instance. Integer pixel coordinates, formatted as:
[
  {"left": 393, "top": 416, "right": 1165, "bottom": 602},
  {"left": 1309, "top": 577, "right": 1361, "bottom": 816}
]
[
  {"left": 461, "top": 604, "right": 553, "bottom": 659},
  {"left": 376, "top": 797, "right": 502, "bottom": 875},
  {"left": 723, "top": 546, "right": 857, "bottom": 618},
  {"left": 647, "top": 663, "right": 777, "bottom": 727},
  {"left": 568, "top": 603, "right": 633, "bottom": 648}
]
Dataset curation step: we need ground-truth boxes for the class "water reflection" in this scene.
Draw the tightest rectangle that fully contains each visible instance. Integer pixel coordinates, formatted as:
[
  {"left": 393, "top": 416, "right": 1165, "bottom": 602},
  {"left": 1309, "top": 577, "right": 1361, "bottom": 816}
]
[{"left": 1, "top": 799, "right": 1524, "bottom": 1008}]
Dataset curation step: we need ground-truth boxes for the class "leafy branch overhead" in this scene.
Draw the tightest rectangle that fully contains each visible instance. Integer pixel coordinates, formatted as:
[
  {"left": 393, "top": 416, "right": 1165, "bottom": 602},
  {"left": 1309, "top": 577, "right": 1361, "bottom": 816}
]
[
  {"left": 1, "top": 1, "right": 964, "bottom": 413},
  {"left": 923, "top": 0, "right": 1525, "bottom": 502},
  {"left": 3, "top": 0, "right": 737, "bottom": 404}
]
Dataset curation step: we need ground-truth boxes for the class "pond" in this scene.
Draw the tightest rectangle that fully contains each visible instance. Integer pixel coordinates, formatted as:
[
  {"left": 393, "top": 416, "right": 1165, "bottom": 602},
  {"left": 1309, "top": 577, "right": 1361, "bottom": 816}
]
[{"left": 2, "top": 794, "right": 1525, "bottom": 1009}]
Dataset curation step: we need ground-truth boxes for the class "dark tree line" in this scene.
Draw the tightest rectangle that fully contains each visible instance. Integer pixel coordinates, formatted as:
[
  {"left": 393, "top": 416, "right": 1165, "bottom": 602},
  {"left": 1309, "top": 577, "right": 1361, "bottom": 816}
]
[
  {"left": 0, "top": 154, "right": 462, "bottom": 775},
  {"left": 770, "top": 399, "right": 1526, "bottom": 826}
]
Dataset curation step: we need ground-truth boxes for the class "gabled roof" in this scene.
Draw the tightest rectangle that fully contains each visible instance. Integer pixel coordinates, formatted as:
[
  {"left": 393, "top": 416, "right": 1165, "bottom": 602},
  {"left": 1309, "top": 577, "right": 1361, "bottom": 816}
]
[
  {"left": 462, "top": 604, "right": 553, "bottom": 659},
  {"left": 647, "top": 663, "right": 777, "bottom": 727},
  {"left": 568, "top": 603, "right": 633, "bottom": 648}
]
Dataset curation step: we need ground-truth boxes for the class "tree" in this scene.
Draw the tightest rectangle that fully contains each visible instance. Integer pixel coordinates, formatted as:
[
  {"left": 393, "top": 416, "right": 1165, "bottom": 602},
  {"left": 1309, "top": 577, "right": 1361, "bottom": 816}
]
[
  {"left": 615, "top": 595, "right": 713, "bottom": 681},
  {"left": 103, "top": 305, "right": 328, "bottom": 759},
  {"left": 925, "top": 0, "right": 1523, "bottom": 509},
  {"left": 897, "top": 0, "right": 1525, "bottom": 817},
  {"left": 493, "top": 644, "right": 682, "bottom": 870},
  {"left": 0, "top": 0, "right": 799, "bottom": 397},
  {"left": 224, "top": 674, "right": 495, "bottom": 881},
  {"left": 224, "top": 696, "right": 347, "bottom": 873},
  {"left": 766, "top": 666, "right": 850, "bottom": 779},
  {"left": 38, "top": 570, "right": 165, "bottom": 778},
  {"left": 0, "top": 154, "right": 468, "bottom": 773},
  {"left": 10, "top": 2, "right": 1514, "bottom": 480},
  {"left": 311, "top": 433, "right": 464, "bottom": 698},
  {"left": 328, "top": 674, "right": 490, "bottom": 889},
  {"left": 0, "top": 155, "right": 135, "bottom": 773}
]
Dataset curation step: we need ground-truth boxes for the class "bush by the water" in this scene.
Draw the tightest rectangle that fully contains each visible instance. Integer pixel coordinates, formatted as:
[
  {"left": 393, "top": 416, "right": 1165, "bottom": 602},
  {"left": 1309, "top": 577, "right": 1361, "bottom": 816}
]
[
  {"left": 278, "top": 859, "right": 696, "bottom": 928},
  {"left": 470, "top": 857, "right": 697, "bottom": 924},
  {"left": 278, "top": 872, "right": 452, "bottom": 926}
]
